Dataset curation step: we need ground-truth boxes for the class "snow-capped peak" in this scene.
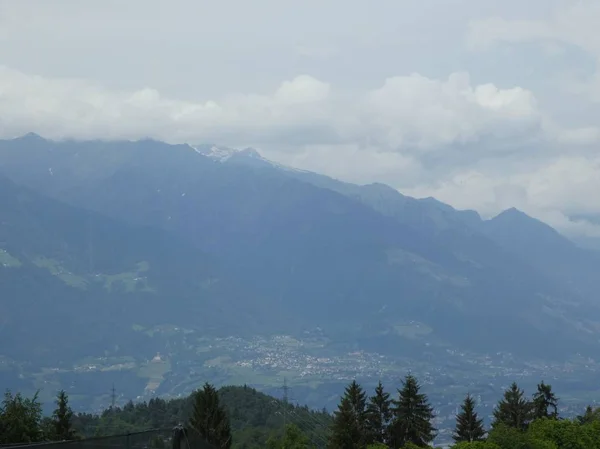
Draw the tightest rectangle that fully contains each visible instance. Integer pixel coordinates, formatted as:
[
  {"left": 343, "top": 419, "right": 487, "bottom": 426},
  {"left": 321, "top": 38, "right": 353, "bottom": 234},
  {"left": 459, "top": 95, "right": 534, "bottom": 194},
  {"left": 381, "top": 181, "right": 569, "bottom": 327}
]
[
  {"left": 189, "top": 144, "right": 238, "bottom": 162},
  {"left": 187, "top": 143, "right": 310, "bottom": 174}
]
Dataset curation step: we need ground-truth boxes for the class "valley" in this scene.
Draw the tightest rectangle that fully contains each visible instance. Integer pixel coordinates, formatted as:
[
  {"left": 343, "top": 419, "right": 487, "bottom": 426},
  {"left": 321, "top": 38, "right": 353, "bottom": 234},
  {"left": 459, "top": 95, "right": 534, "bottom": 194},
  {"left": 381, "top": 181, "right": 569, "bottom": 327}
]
[
  {"left": 4, "top": 327, "right": 599, "bottom": 426},
  {"left": 2, "top": 134, "right": 600, "bottom": 440}
]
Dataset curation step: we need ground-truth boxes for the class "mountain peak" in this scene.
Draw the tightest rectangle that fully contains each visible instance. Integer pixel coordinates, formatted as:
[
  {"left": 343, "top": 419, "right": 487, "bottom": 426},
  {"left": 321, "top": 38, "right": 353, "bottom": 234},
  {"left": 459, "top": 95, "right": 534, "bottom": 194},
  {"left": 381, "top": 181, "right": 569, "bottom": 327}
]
[
  {"left": 239, "top": 147, "right": 262, "bottom": 159},
  {"left": 15, "top": 132, "right": 46, "bottom": 141},
  {"left": 491, "top": 207, "right": 542, "bottom": 226},
  {"left": 190, "top": 144, "right": 239, "bottom": 162},
  {"left": 486, "top": 207, "right": 572, "bottom": 249}
]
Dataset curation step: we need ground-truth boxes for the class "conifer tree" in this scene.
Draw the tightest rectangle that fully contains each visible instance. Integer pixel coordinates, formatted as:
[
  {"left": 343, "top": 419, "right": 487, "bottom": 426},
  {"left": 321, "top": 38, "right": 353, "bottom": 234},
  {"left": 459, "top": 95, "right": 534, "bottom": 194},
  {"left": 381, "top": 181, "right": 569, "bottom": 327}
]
[
  {"left": 366, "top": 381, "right": 392, "bottom": 445},
  {"left": 577, "top": 405, "right": 597, "bottom": 424},
  {"left": 52, "top": 390, "right": 77, "bottom": 441},
  {"left": 389, "top": 374, "right": 436, "bottom": 448},
  {"left": 452, "top": 394, "right": 485, "bottom": 443},
  {"left": 491, "top": 382, "right": 533, "bottom": 431},
  {"left": 328, "top": 380, "right": 368, "bottom": 449},
  {"left": 532, "top": 381, "right": 558, "bottom": 420},
  {"left": 189, "top": 383, "right": 231, "bottom": 449}
]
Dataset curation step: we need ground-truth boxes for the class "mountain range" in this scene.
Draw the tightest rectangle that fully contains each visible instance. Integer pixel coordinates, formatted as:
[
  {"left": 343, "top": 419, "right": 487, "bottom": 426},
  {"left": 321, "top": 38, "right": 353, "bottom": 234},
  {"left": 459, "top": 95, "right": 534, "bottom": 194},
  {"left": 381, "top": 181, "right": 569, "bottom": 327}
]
[{"left": 1, "top": 133, "right": 600, "bottom": 406}]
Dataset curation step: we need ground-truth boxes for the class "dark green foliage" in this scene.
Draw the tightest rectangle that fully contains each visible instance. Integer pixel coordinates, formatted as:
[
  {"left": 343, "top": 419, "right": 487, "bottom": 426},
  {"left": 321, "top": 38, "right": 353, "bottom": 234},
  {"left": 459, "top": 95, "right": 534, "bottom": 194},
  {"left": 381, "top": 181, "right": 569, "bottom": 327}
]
[
  {"left": 217, "top": 386, "right": 331, "bottom": 448},
  {"left": 328, "top": 396, "right": 361, "bottom": 449},
  {"left": 576, "top": 405, "right": 598, "bottom": 424},
  {"left": 492, "top": 382, "right": 533, "bottom": 431},
  {"left": 389, "top": 375, "right": 436, "bottom": 448},
  {"left": 328, "top": 380, "right": 369, "bottom": 449},
  {"left": 266, "top": 424, "right": 314, "bottom": 449},
  {"left": 366, "top": 381, "right": 392, "bottom": 445},
  {"left": 67, "top": 385, "right": 331, "bottom": 448},
  {"left": 486, "top": 423, "right": 530, "bottom": 449},
  {"left": 0, "top": 390, "right": 43, "bottom": 444},
  {"left": 51, "top": 390, "right": 77, "bottom": 441},
  {"left": 528, "top": 418, "right": 589, "bottom": 449},
  {"left": 453, "top": 394, "right": 485, "bottom": 443},
  {"left": 10, "top": 379, "right": 600, "bottom": 449},
  {"left": 189, "top": 383, "right": 232, "bottom": 449},
  {"left": 452, "top": 442, "right": 501, "bottom": 449},
  {"left": 532, "top": 382, "right": 558, "bottom": 420}
]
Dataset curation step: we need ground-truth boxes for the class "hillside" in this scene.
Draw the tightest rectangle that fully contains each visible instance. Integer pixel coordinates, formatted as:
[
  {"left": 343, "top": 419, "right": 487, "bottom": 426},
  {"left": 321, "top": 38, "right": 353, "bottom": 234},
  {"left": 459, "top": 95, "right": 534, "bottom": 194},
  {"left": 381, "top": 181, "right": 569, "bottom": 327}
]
[
  {"left": 0, "top": 172, "right": 287, "bottom": 400},
  {"left": 71, "top": 385, "right": 332, "bottom": 448}
]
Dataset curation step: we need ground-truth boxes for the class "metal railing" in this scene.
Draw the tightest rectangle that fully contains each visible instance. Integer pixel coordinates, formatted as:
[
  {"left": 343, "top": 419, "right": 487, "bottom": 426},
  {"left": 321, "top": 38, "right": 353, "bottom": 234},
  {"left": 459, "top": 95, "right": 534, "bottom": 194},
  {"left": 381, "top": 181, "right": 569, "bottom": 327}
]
[{"left": 0, "top": 428, "right": 215, "bottom": 449}]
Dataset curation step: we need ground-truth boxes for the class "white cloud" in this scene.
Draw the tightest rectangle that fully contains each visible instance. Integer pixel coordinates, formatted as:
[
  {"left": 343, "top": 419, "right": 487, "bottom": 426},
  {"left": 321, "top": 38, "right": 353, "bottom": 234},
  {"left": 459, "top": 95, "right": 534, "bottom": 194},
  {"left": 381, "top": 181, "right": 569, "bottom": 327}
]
[
  {"left": 361, "top": 72, "right": 544, "bottom": 151},
  {"left": 0, "top": 65, "right": 553, "bottom": 154}
]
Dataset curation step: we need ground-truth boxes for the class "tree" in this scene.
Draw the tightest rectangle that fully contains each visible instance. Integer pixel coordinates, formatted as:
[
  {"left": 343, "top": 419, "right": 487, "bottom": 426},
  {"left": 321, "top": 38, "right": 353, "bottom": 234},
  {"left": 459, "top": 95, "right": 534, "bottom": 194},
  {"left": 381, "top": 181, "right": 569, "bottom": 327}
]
[
  {"left": 491, "top": 382, "right": 533, "bottom": 431},
  {"left": 188, "top": 383, "right": 231, "bottom": 449},
  {"left": 528, "top": 418, "right": 593, "bottom": 449},
  {"left": 52, "top": 390, "right": 77, "bottom": 441},
  {"left": 0, "top": 390, "right": 43, "bottom": 444},
  {"left": 532, "top": 382, "right": 558, "bottom": 420},
  {"left": 453, "top": 394, "right": 485, "bottom": 443},
  {"left": 366, "top": 381, "right": 392, "bottom": 445},
  {"left": 452, "top": 442, "right": 501, "bottom": 449},
  {"left": 389, "top": 374, "right": 436, "bottom": 448},
  {"left": 266, "top": 424, "right": 313, "bottom": 449},
  {"left": 328, "top": 380, "right": 369, "bottom": 449},
  {"left": 577, "top": 406, "right": 598, "bottom": 424},
  {"left": 487, "top": 423, "right": 530, "bottom": 449}
]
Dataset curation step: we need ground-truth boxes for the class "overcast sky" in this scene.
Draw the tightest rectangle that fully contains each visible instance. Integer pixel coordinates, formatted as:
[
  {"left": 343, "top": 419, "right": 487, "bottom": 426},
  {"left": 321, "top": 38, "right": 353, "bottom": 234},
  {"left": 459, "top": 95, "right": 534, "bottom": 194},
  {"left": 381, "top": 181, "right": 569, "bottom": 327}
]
[{"left": 1, "top": 0, "right": 600, "bottom": 238}]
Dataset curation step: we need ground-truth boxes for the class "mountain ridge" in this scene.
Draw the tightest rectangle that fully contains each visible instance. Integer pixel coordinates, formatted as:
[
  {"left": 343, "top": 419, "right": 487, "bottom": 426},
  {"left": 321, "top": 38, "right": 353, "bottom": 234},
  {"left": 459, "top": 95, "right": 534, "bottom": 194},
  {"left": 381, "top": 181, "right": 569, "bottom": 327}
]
[{"left": 2, "top": 134, "right": 599, "bottom": 358}]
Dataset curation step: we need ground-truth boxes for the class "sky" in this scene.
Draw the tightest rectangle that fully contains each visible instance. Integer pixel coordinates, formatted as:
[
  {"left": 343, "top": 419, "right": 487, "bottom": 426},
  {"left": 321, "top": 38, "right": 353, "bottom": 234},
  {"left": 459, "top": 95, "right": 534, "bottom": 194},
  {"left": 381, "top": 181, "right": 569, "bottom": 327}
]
[{"left": 1, "top": 0, "right": 600, "bottom": 240}]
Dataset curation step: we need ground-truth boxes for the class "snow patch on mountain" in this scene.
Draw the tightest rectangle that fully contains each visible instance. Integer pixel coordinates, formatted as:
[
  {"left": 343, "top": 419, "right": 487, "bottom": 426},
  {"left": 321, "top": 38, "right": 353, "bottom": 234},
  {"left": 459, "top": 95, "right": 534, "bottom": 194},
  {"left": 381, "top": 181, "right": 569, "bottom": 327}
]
[
  {"left": 189, "top": 144, "right": 238, "bottom": 162},
  {"left": 188, "top": 143, "right": 311, "bottom": 174}
]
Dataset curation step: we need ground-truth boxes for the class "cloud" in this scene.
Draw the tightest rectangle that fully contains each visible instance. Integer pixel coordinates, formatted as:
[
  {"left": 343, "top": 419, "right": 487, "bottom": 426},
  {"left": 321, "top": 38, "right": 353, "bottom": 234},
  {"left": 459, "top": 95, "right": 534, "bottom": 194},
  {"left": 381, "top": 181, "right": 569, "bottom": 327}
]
[
  {"left": 0, "top": 66, "right": 336, "bottom": 145},
  {"left": 0, "top": 66, "right": 561, "bottom": 154},
  {"left": 467, "top": 1, "right": 600, "bottom": 101},
  {"left": 361, "top": 72, "right": 543, "bottom": 151}
]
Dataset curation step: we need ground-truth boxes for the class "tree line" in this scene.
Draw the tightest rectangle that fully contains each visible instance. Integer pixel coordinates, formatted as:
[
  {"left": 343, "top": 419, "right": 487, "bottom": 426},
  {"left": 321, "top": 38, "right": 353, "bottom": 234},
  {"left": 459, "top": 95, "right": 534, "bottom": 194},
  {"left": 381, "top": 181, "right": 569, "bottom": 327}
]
[
  {"left": 0, "top": 390, "right": 77, "bottom": 444},
  {"left": 328, "top": 375, "right": 600, "bottom": 449},
  {"left": 4, "top": 377, "right": 600, "bottom": 449},
  {"left": 0, "top": 384, "right": 330, "bottom": 448}
]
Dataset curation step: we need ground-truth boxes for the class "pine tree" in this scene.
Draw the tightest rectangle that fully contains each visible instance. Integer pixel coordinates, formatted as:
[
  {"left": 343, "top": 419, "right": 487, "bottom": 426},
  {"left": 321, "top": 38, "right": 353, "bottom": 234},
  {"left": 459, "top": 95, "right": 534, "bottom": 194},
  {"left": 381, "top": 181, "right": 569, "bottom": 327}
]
[
  {"left": 328, "top": 380, "right": 368, "bottom": 449},
  {"left": 452, "top": 394, "right": 485, "bottom": 443},
  {"left": 492, "top": 382, "right": 533, "bottom": 431},
  {"left": 366, "top": 381, "right": 392, "bottom": 445},
  {"left": 188, "top": 383, "right": 231, "bottom": 449},
  {"left": 389, "top": 374, "right": 436, "bottom": 448},
  {"left": 52, "top": 390, "right": 77, "bottom": 441},
  {"left": 577, "top": 405, "right": 598, "bottom": 424},
  {"left": 532, "top": 381, "right": 558, "bottom": 420}
]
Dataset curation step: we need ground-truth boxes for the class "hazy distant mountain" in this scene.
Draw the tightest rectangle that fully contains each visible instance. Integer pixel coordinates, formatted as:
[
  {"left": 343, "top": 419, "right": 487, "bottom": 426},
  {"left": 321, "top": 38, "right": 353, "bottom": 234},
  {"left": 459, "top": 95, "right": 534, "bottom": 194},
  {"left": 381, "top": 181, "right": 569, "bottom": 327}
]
[
  {"left": 0, "top": 171, "right": 281, "bottom": 368},
  {"left": 196, "top": 141, "right": 600, "bottom": 307},
  {"left": 480, "top": 207, "right": 600, "bottom": 301},
  {"left": 1, "top": 133, "right": 600, "bottom": 364}
]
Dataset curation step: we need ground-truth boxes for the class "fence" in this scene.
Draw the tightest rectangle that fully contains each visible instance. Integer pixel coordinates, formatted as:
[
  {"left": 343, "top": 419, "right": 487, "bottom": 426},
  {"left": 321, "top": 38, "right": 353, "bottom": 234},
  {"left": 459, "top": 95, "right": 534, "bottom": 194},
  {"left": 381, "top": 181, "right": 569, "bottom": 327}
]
[{"left": 0, "top": 428, "right": 215, "bottom": 449}]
